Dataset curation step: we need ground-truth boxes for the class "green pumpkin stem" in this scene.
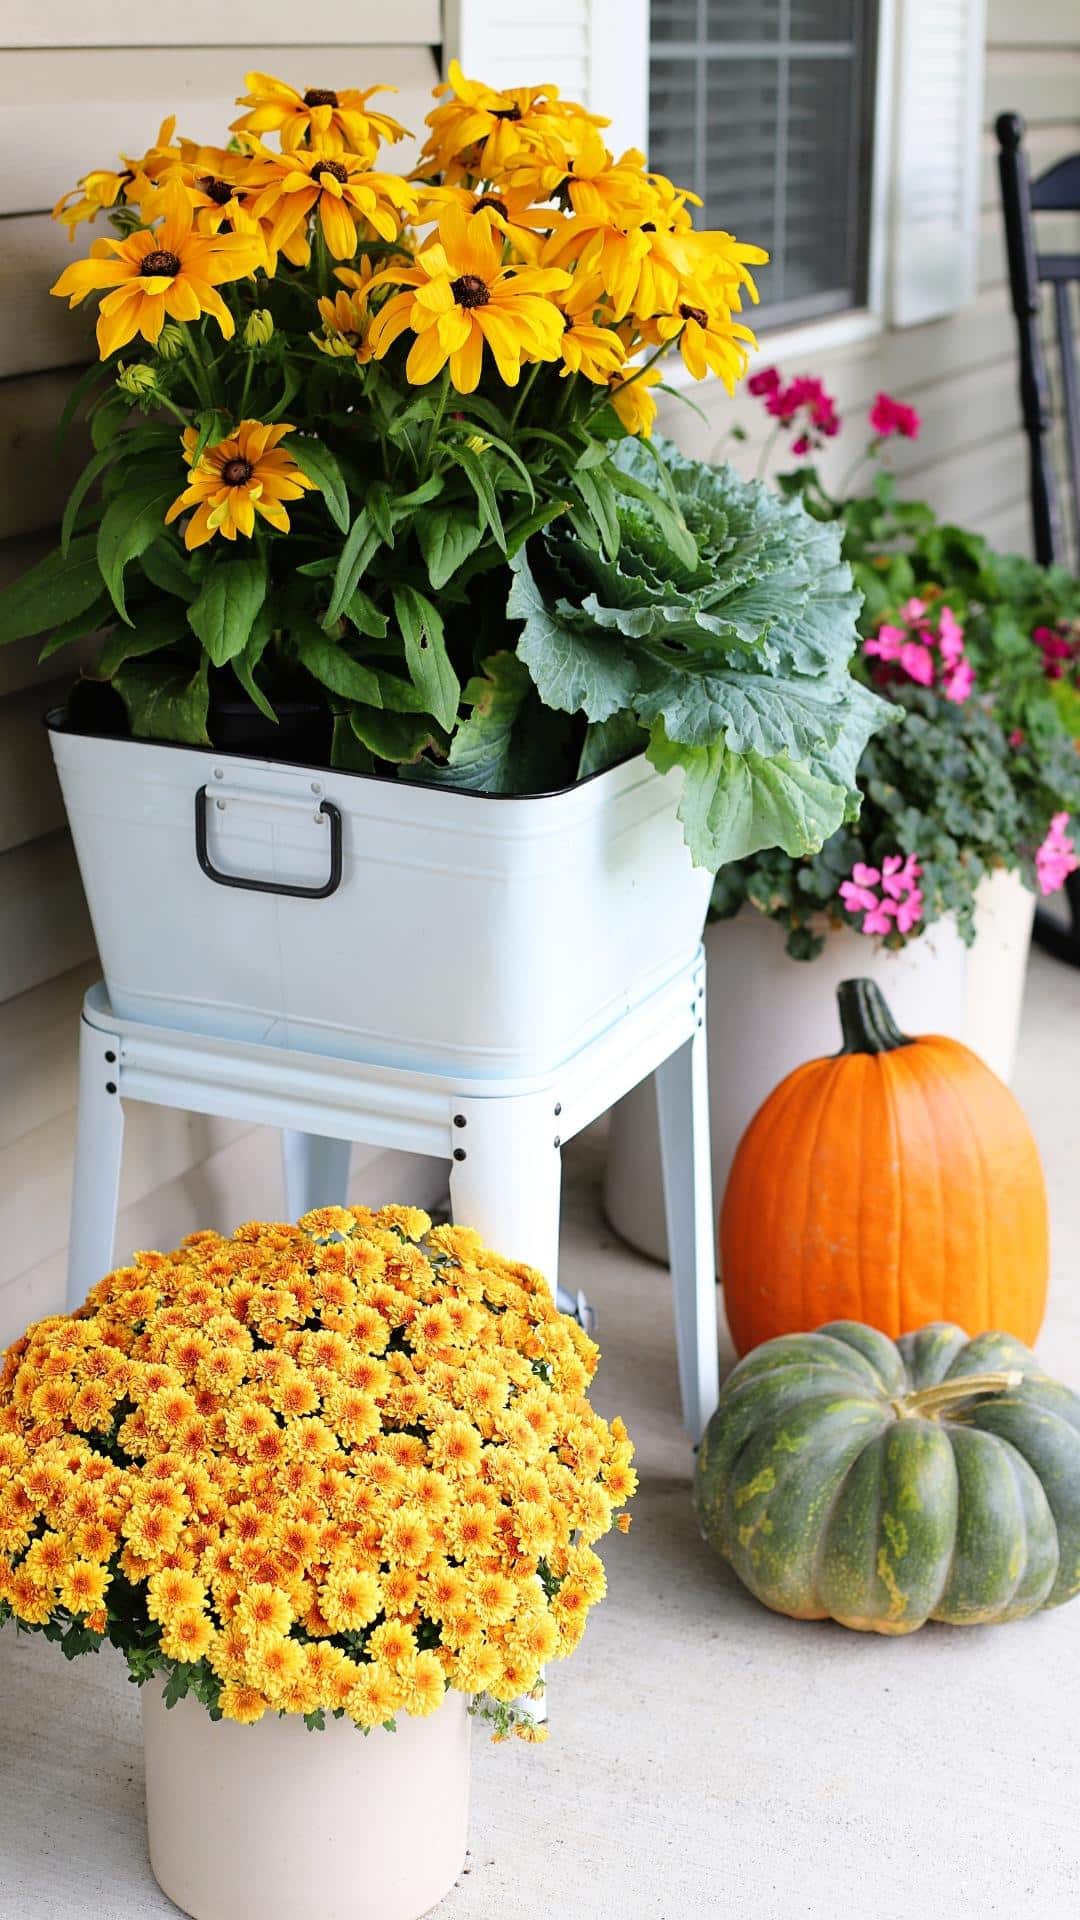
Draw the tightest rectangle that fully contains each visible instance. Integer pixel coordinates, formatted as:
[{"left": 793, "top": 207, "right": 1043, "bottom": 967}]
[
  {"left": 836, "top": 978, "right": 913, "bottom": 1056},
  {"left": 895, "top": 1370, "right": 1024, "bottom": 1420}
]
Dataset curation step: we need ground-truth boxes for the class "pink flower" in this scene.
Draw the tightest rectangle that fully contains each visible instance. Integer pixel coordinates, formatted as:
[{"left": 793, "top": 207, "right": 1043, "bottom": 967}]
[
  {"left": 840, "top": 853, "right": 924, "bottom": 938},
  {"left": 899, "top": 640, "right": 936, "bottom": 686},
  {"left": 1009, "top": 728, "right": 1026, "bottom": 748},
  {"left": 936, "top": 605, "right": 965, "bottom": 665},
  {"left": 868, "top": 392, "right": 922, "bottom": 440},
  {"left": 749, "top": 367, "right": 841, "bottom": 449},
  {"left": 1035, "top": 813, "right": 1079, "bottom": 896},
  {"left": 941, "top": 658, "right": 975, "bottom": 703},
  {"left": 1033, "top": 623, "right": 1078, "bottom": 682},
  {"left": 863, "top": 601, "right": 975, "bottom": 702}
]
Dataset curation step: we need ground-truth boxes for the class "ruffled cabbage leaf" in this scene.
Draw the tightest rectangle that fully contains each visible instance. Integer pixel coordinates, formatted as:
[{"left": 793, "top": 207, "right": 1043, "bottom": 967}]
[{"left": 508, "top": 434, "right": 895, "bottom": 868}]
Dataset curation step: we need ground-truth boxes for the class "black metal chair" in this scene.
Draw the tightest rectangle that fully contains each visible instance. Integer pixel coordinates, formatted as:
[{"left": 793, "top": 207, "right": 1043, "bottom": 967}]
[{"left": 997, "top": 110, "right": 1080, "bottom": 966}]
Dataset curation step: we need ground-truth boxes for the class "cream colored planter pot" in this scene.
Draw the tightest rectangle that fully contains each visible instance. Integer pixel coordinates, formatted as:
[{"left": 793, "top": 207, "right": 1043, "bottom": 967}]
[
  {"left": 142, "top": 1685, "right": 471, "bottom": 1920},
  {"left": 604, "top": 868, "right": 1035, "bottom": 1266}
]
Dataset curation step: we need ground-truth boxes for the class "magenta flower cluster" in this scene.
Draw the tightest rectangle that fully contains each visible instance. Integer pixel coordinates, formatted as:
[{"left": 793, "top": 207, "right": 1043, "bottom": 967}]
[
  {"left": 868, "top": 391, "right": 922, "bottom": 440},
  {"left": 1035, "top": 813, "right": 1079, "bottom": 897},
  {"left": 1033, "top": 623, "right": 1079, "bottom": 682},
  {"left": 747, "top": 367, "right": 840, "bottom": 454},
  {"left": 839, "top": 853, "right": 924, "bottom": 937},
  {"left": 863, "top": 597, "right": 975, "bottom": 704}
]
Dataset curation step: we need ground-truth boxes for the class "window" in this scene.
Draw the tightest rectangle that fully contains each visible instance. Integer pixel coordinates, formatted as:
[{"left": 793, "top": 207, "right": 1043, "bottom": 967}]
[{"left": 648, "top": 1, "right": 880, "bottom": 328}]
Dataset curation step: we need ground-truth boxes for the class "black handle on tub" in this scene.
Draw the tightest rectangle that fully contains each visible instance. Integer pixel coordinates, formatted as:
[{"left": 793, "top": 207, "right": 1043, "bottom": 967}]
[{"left": 194, "top": 787, "right": 343, "bottom": 899}]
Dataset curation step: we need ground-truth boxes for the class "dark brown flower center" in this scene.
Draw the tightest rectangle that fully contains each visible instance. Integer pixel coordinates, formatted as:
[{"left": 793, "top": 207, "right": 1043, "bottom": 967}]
[
  {"left": 312, "top": 159, "right": 349, "bottom": 185},
  {"left": 679, "top": 303, "right": 707, "bottom": 327},
  {"left": 140, "top": 249, "right": 181, "bottom": 278},
  {"left": 221, "top": 457, "right": 254, "bottom": 487},
  {"left": 451, "top": 274, "right": 490, "bottom": 309},
  {"left": 198, "top": 175, "right": 235, "bottom": 206},
  {"left": 474, "top": 195, "right": 508, "bottom": 219},
  {"left": 304, "top": 88, "right": 340, "bottom": 108}
]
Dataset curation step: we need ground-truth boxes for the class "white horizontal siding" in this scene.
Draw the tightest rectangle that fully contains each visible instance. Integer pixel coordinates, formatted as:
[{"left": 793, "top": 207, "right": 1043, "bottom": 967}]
[{"left": 0, "top": 14, "right": 444, "bottom": 1327}]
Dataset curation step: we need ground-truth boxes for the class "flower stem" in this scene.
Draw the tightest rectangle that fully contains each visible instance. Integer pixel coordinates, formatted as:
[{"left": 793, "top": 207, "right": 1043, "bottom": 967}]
[
  {"left": 424, "top": 368, "right": 450, "bottom": 472},
  {"left": 581, "top": 339, "right": 673, "bottom": 428}
]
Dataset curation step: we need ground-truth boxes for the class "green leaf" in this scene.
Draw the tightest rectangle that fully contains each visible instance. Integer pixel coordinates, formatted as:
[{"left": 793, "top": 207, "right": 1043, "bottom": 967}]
[
  {"left": 186, "top": 552, "right": 267, "bottom": 668},
  {"left": 140, "top": 538, "right": 199, "bottom": 603},
  {"left": 507, "top": 546, "right": 639, "bottom": 724},
  {"left": 348, "top": 705, "right": 441, "bottom": 765},
  {"left": 290, "top": 437, "right": 350, "bottom": 534},
  {"left": 61, "top": 443, "right": 124, "bottom": 557},
  {"left": 370, "top": 669, "right": 432, "bottom": 713},
  {"left": 263, "top": 362, "right": 302, "bottom": 424},
  {"left": 578, "top": 710, "right": 645, "bottom": 779},
  {"left": 648, "top": 721, "right": 853, "bottom": 870},
  {"left": 37, "top": 601, "right": 110, "bottom": 661},
  {"left": 56, "top": 359, "right": 112, "bottom": 445},
  {"left": 90, "top": 393, "right": 130, "bottom": 452},
  {"left": 505, "top": 500, "right": 567, "bottom": 561},
  {"left": 416, "top": 507, "right": 483, "bottom": 591},
  {"left": 331, "top": 711, "right": 375, "bottom": 772},
  {"left": 295, "top": 629, "right": 383, "bottom": 706},
  {"left": 574, "top": 465, "right": 620, "bottom": 563},
  {"left": 97, "top": 483, "right": 176, "bottom": 624},
  {"left": 91, "top": 605, "right": 191, "bottom": 679},
  {"left": 0, "top": 536, "right": 103, "bottom": 645},
  {"left": 189, "top": 409, "right": 232, "bottom": 469},
  {"left": 409, "top": 650, "right": 532, "bottom": 792},
  {"left": 610, "top": 461, "right": 697, "bottom": 572},
  {"left": 230, "top": 608, "right": 276, "bottom": 723},
  {"left": 344, "top": 586, "right": 388, "bottom": 640},
  {"left": 392, "top": 584, "right": 460, "bottom": 732},
  {"left": 366, "top": 483, "right": 396, "bottom": 548},
  {"left": 111, "top": 659, "right": 210, "bottom": 746},
  {"left": 452, "top": 445, "right": 505, "bottom": 551},
  {"left": 324, "top": 512, "right": 380, "bottom": 629}
]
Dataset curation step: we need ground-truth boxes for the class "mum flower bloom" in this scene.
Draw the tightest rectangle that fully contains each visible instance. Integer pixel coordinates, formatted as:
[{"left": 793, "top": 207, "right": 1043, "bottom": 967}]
[
  {"left": 868, "top": 390, "right": 921, "bottom": 439},
  {"left": 368, "top": 206, "right": 570, "bottom": 393},
  {"left": 1035, "top": 813, "right": 1079, "bottom": 895},
  {"left": 245, "top": 147, "right": 416, "bottom": 263},
  {"left": 165, "top": 420, "right": 317, "bottom": 549},
  {"left": 50, "top": 181, "right": 261, "bottom": 358},
  {"left": 231, "top": 72, "right": 408, "bottom": 156}
]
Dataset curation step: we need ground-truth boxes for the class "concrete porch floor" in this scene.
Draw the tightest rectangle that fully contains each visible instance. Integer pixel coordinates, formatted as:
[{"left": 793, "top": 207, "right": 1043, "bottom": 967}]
[{"left": 0, "top": 946, "right": 1077, "bottom": 1920}]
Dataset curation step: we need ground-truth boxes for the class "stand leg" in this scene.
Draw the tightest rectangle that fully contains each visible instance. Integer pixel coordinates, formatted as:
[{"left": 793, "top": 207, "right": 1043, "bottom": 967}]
[
  {"left": 67, "top": 1015, "right": 126, "bottom": 1312},
  {"left": 448, "top": 1092, "right": 563, "bottom": 1731},
  {"left": 281, "top": 1132, "right": 353, "bottom": 1219},
  {"left": 447, "top": 1094, "right": 562, "bottom": 1293},
  {"left": 656, "top": 1024, "right": 720, "bottom": 1440}
]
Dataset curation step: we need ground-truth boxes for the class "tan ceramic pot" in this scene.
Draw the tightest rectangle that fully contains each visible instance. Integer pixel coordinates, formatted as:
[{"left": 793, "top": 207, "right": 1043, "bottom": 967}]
[{"left": 142, "top": 1684, "right": 471, "bottom": 1920}]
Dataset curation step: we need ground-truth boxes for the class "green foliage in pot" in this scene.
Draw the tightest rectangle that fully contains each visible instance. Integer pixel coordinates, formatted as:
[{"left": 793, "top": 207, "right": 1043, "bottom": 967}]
[
  {"left": 709, "top": 377, "right": 1080, "bottom": 951},
  {"left": 0, "top": 69, "right": 892, "bottom": 873}
]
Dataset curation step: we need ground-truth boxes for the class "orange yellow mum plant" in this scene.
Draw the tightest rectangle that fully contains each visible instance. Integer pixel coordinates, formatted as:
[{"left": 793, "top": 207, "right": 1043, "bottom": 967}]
[
  {"left": 0, "top": 1207, "right": 635, "bottom": 1742},
  {"left": 0, "top": 64, "right": 888, "bottom": 868}
]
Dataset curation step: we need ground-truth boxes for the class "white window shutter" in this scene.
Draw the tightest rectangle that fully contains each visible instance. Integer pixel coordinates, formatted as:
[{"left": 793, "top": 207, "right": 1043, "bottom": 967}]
[
  {"left": 442, "top": 0, "right": 647, "bottom": 156},
  {"left": 889, "top": 0, "right": 987, "bottom": 327}
]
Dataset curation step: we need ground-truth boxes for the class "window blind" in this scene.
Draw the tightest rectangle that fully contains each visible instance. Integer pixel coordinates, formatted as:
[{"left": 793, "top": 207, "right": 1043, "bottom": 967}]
[{"left": 648, "top": 0, "right": 879, "bottom": 327}]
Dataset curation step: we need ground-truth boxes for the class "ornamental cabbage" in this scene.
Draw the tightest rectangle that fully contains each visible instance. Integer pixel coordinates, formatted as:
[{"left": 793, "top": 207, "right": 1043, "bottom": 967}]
[{"left": 503, "top": 434, "right": 894, "bottom": 869}]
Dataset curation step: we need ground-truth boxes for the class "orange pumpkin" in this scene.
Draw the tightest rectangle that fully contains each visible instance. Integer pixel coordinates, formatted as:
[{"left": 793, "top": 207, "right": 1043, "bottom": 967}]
[{"left": 720, "top": 977, "right": 1049, "bottom": 1355}]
